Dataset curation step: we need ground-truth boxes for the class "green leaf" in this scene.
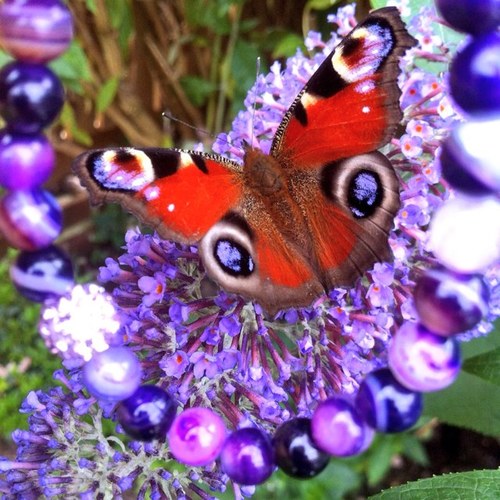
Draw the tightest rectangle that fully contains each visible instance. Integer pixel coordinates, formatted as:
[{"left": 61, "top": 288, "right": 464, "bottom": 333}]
[
  {"left": 307, "top": 0, "right": 340, "bottom": 10},
  {"left": 96, "top": 77, "right": 120, "bottom": 114},
  {"left": 179, "top": 76, "right": 216, "bottom": 107},
  {"left": 60, "top": 102, "right": 93, "bottom": 146},
  {"left": 366, "top": 435, "right": 398, "bottom": 486},
  {"left": 462, "top": 348, "right": 500, "bottom": 386},
  {"left": 369, "top": 469, "right": 500, "bottom": 500},
  {"left": 272, "top": 32, "right": 304, "bottom": 58}
]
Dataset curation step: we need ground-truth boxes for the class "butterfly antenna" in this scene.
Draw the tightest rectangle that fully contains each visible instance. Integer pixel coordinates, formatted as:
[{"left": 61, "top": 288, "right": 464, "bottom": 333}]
[
  {"left": 162, "top": 110, "right": 213, "bottom": 141},
  {"left": 248, "top": 56, "right": 262, "bottom": 149}
]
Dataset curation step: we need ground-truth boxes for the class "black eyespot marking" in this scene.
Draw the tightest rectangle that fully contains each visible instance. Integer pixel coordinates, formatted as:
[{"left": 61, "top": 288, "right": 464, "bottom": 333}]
[
  {"left": 293, "top": 101, "right": 308, "bottom": 126},
  {"left": 341, "top": 36, "right": 362, "bottom": 58},
  {"left": 348, "top": 170, "right": 383, "bottom": 218},
  {"left": 214, "top": 239, "right": 254, "bottom": 277},
  {"left": 307, "top": 59, "right": 346, "bottom": 98},
  {"left": 221, "top": 212, "right": 255, "bottom": 241},
  {"left": 191, "top": 154, "right": 209, "bottom": 174}
]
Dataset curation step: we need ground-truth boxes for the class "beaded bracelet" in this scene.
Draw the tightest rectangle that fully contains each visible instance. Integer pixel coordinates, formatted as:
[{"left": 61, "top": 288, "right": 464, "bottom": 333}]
[{"left": 0, "top": 0, "right": 499, "bottom": 498}]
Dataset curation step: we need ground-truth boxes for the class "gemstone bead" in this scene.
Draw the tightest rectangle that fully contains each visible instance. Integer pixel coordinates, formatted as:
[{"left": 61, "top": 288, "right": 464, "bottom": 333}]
[
  {"left": 436, "top": 0, "right": 500, "bottom": 35},
  {"left": 0, "top": 129, "right": 54, "bottom": 189},
  {"left": 440, "top": 117, "right": 500, "bottom": 195},
  {"left": 0, "top": 189, "right": 62, "bottom": 250},
  {"left": 414, "top": 268, "right": 489, "bottom": 335},
  {"left": 116, "top": 385, "right": 176, "bottom": 442},
  {"left": 168, "top": 407, "right": 226, "bottom": 466},
  {"left": 10, "top": 244, "right": 73, "bottom": 302},
  {"left": 273, "top": 417, "right": 329, "bottom": 478},
  {"left": 0, "top": 0, "right": 73, "bottom": 63},
  {"left": 449, "top": 33, "right": 500, "bottom": 114},
  {"left": 220, "top": 427, "right": 274, "bottom": 485},
  {"left": 0, "top": 61, "right": 64, "bottom": 133},
  {"left": 311, "top": 398, "right": 370, "bottom": 457},
  {"left": 355, "top": 368, "right": 423, "bottom": 433},
  {"left": 389, "top": 322, "right": 461, "bottom": 392},
  {"left": 82, "top": 346, "right": 142, "bottom": 402}
]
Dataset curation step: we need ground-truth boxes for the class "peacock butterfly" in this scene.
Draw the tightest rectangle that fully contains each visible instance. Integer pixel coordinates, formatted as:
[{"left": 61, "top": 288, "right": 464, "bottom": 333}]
[{"left": 73, "top": 7, "right": 416, "bottom": 315}]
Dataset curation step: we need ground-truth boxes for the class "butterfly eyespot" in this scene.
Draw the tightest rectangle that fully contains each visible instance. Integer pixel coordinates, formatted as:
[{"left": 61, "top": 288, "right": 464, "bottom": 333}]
[
  {"left": 347, "top": 170, "right": 382, "bottom": 218},
  {"left": 214, "top": 238, "right": 255, "bottom": 277}
]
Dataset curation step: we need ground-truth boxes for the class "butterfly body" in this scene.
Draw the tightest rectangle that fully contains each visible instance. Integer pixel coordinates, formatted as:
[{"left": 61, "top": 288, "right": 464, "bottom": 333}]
[{"left": 74, "top": 8, "right": 416, "bottom": 314}]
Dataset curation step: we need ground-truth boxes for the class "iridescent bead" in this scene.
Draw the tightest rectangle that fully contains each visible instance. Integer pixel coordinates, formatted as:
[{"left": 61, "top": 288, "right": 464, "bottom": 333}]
[
  {"left": 168, "top": 407, "right": 226, "bottom": 466},
  {"left": 311, "top": 398, "right": 371, "bottom": 457},
  {"left": 436, "top": 0, "right": 500, "bottom": 35},
  {"left": 0, "top": 61, "right": 64, "bottom": 133},
  {"left": 389, "top": 322, "right": 461, "bottom": 392},
  {"left": 273, "top": 417, "right": 329, "bottom": 479},
  {"left": 355, "top": 368, "right": 423, "bottom": 433},
  {"left": 0, "top": 189, "right": 62, "bottom": 250},
  {"left": 10, "top": 244, "right": 73, "bottom": 302},
  {"left": 0, "top": 0, "right": 73, "bottom": 63},
  {"left": 414, "top": 268, "right": 489, "bottom": 336},
  {"left": 82, "top": 346, "right": 142, "bottom": 402},
  {"left": 116, "top": 385, "right": 177, "bottom": 442},
  {"left": 220, "top": 427, "right": 274, "bottom": 485},
  {"left": 0, "top": 129, "right": 54, "bottom": 189}
]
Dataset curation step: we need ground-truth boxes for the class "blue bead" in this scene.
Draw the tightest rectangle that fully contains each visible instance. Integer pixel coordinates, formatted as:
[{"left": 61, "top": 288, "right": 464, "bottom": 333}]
[
  {"left": 10, "top": 245, "right": 74, "bottom": 302},
  {"left": 436, "top": 0, "right": 500, "bottom": 35},
  {"left": 355, "top": 368, "right": 423, "bottom": 433}
]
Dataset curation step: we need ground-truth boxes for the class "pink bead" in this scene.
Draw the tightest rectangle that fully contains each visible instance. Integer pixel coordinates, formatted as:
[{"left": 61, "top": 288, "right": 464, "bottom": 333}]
[{"left": 168, "top": 407, "right": 226, "bottom": 466}]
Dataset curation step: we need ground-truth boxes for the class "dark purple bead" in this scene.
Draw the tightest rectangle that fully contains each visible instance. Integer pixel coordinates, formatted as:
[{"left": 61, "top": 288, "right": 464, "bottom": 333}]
[
  {"left": 10, "top": 245, "right": 74, "bottom": 302},
  {"left": 0, "top": 61, "right": 64, "bottom": 133},
  {"left": 0, "top": 0, "right": 73, "bottom": 63},
  {"left": 0, "top": 129, "right": 54, "bottom": 189},
  {"left": 116, "top": 385, "right": 177, "bottom": 442},
  {"left": 414, "top": 268, "right": 489, "bottom": 336},
  {"left": 449, "top": 33, "right": 500, "bottom": 114},
  {"left": 273, "top": 417, "right": 329, "bottom": 479},
  {"left": 0, "top": 188, "right": 62, "bottom": 250},
  {"left": 436, "top": 0, "right": 500, "bottom": 35},
  {"left": 220, "top": 427, "right": 274, "bottom": 485},
  {"left": 389, "top": 322, "right": 461, "bottom": 392},
  {"left": 355, "top": 368, "right": 423, "bottom": 433}
]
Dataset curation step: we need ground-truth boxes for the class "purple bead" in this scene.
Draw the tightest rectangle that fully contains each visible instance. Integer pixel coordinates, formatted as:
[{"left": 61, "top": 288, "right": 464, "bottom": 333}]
[
  {"left": 82, "top": 346, "right": 142, "bottom": 402},
  {"left": 0, "top": 61, "right": 64, "bottom": 133},
  {"left": 355, "top": 368, "right": 423, "bottom": 433},
  {"left": 414, "top": 268, "right": 489, "bottom": 336},
  {"left": 449, "top": 33, "right": 500, "bottom": 114},
  {"left": 311, "top": 398, "right": 371, "bottom": 457},
  {"left": 0, "top": 0, "right": 73, "bottom": 63},
  {"left": 10, "top": 244, "right": 74, "bottom": 302},
  {"left": 220, "top": 427, "right": 274, "bottom": 485},
  {"left": 436, "top": 0, "right": 500, "bottom": 35},
  {"left": 273, "top": 418, "right": 329, "bottom": 478},
  {"left": 389, "top": 322, "right": 461, "bottom": 392},
  {"left": 116, "top": 385, "right": 177, "bottom": 442},
  {"left": 0, "top": 129, "right": 55, "bottom": 189},
  {"left": 0, "top": 188, "right": 62, "bottom": 250},
  {"left": 168, "top": 407, "right": 226, "bottom": 466}
]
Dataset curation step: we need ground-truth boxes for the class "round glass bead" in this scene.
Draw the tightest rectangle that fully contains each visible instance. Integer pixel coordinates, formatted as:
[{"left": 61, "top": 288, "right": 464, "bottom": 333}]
[
  {"left": 168, "top": 407, "right": 226, "bottom": 466},
  {"left": 436, "top": 0, "right": 500, "bottom": 35},
  {"left": 389, "top": 322, "right": 461, "bottom": 392},
  {"left": 414, "top": 268, "right": 489, "bottom": 336},
  {"left": 449, "top": 33, "right": 500, "bottom": 114},
  {"left": 0, "top": 0, "right": 73, "bottom": 63},
  {"left": 10, "top": 244, "right": 73, "bottom": 302},
  {"left": 273, "top": 417, "right": 329, "bottom": 478},
  {"left": 311, "top": 398, "right": 370, "bottom": 457},
  {"left": 82, "top": 346, "right": 142, "bottom": 402},
  {"left": 440, "top": 117, "right": 500, "bottom": 195},
  {"left": 0, "top": 61, "right": 64, "bottom": 133},
  {"left": 355, "top": 368, "right": 423, "bottom": 433},
  {"left": 116, "top": 385, "right": 177, "bottom": 442},
  {"left": 220, "top": 427, "right": 274, "bottom": 485},
  {"left": 0, "top": 188, "right": 62, "bottom": 250},
  {"left": 0, "top": 129, "right": 54, "bottom": 189}
]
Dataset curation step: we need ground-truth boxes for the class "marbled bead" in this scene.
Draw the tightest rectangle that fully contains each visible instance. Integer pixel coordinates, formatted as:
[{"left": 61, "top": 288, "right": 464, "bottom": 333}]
[
  {"left": 311, "top": 398, "right": 371, "bottom": 457},
  {"left": 10, "top": 244, "right": 73, "bottom": 302},
  {"left": 0, "top": 0, "right": 73, "bottom": 63},
  {"left": 0, "top": 188, "right": 62, "bottom": 250},
  {"left": 0, "top": 129, "right": 54, "bottom": 189},
  {"left": 389, "top": 322, "right": 461, "bottom": 392},
  {"left": 168, "top": 407, "right": 226, "bottom": 466},
  {"left": 355, "top": 368, "right": 423, "bottom": 433},
  {"left": 220, "top": 427, "right": 274, "bottom": 485},
  {"left": 116, "top": 385, "right": 177, "bottom": 442},
  {"left": 414, "top": 268, "right": 489, "bottom": 336},
  {"left": 82, "top": 346, "right": 142, "bottom": 402}
]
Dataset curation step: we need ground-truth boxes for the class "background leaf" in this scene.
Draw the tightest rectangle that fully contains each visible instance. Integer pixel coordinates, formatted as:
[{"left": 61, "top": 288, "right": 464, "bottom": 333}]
[{"left": 463, "top": 348, "right": 500, "bottom": 386}]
